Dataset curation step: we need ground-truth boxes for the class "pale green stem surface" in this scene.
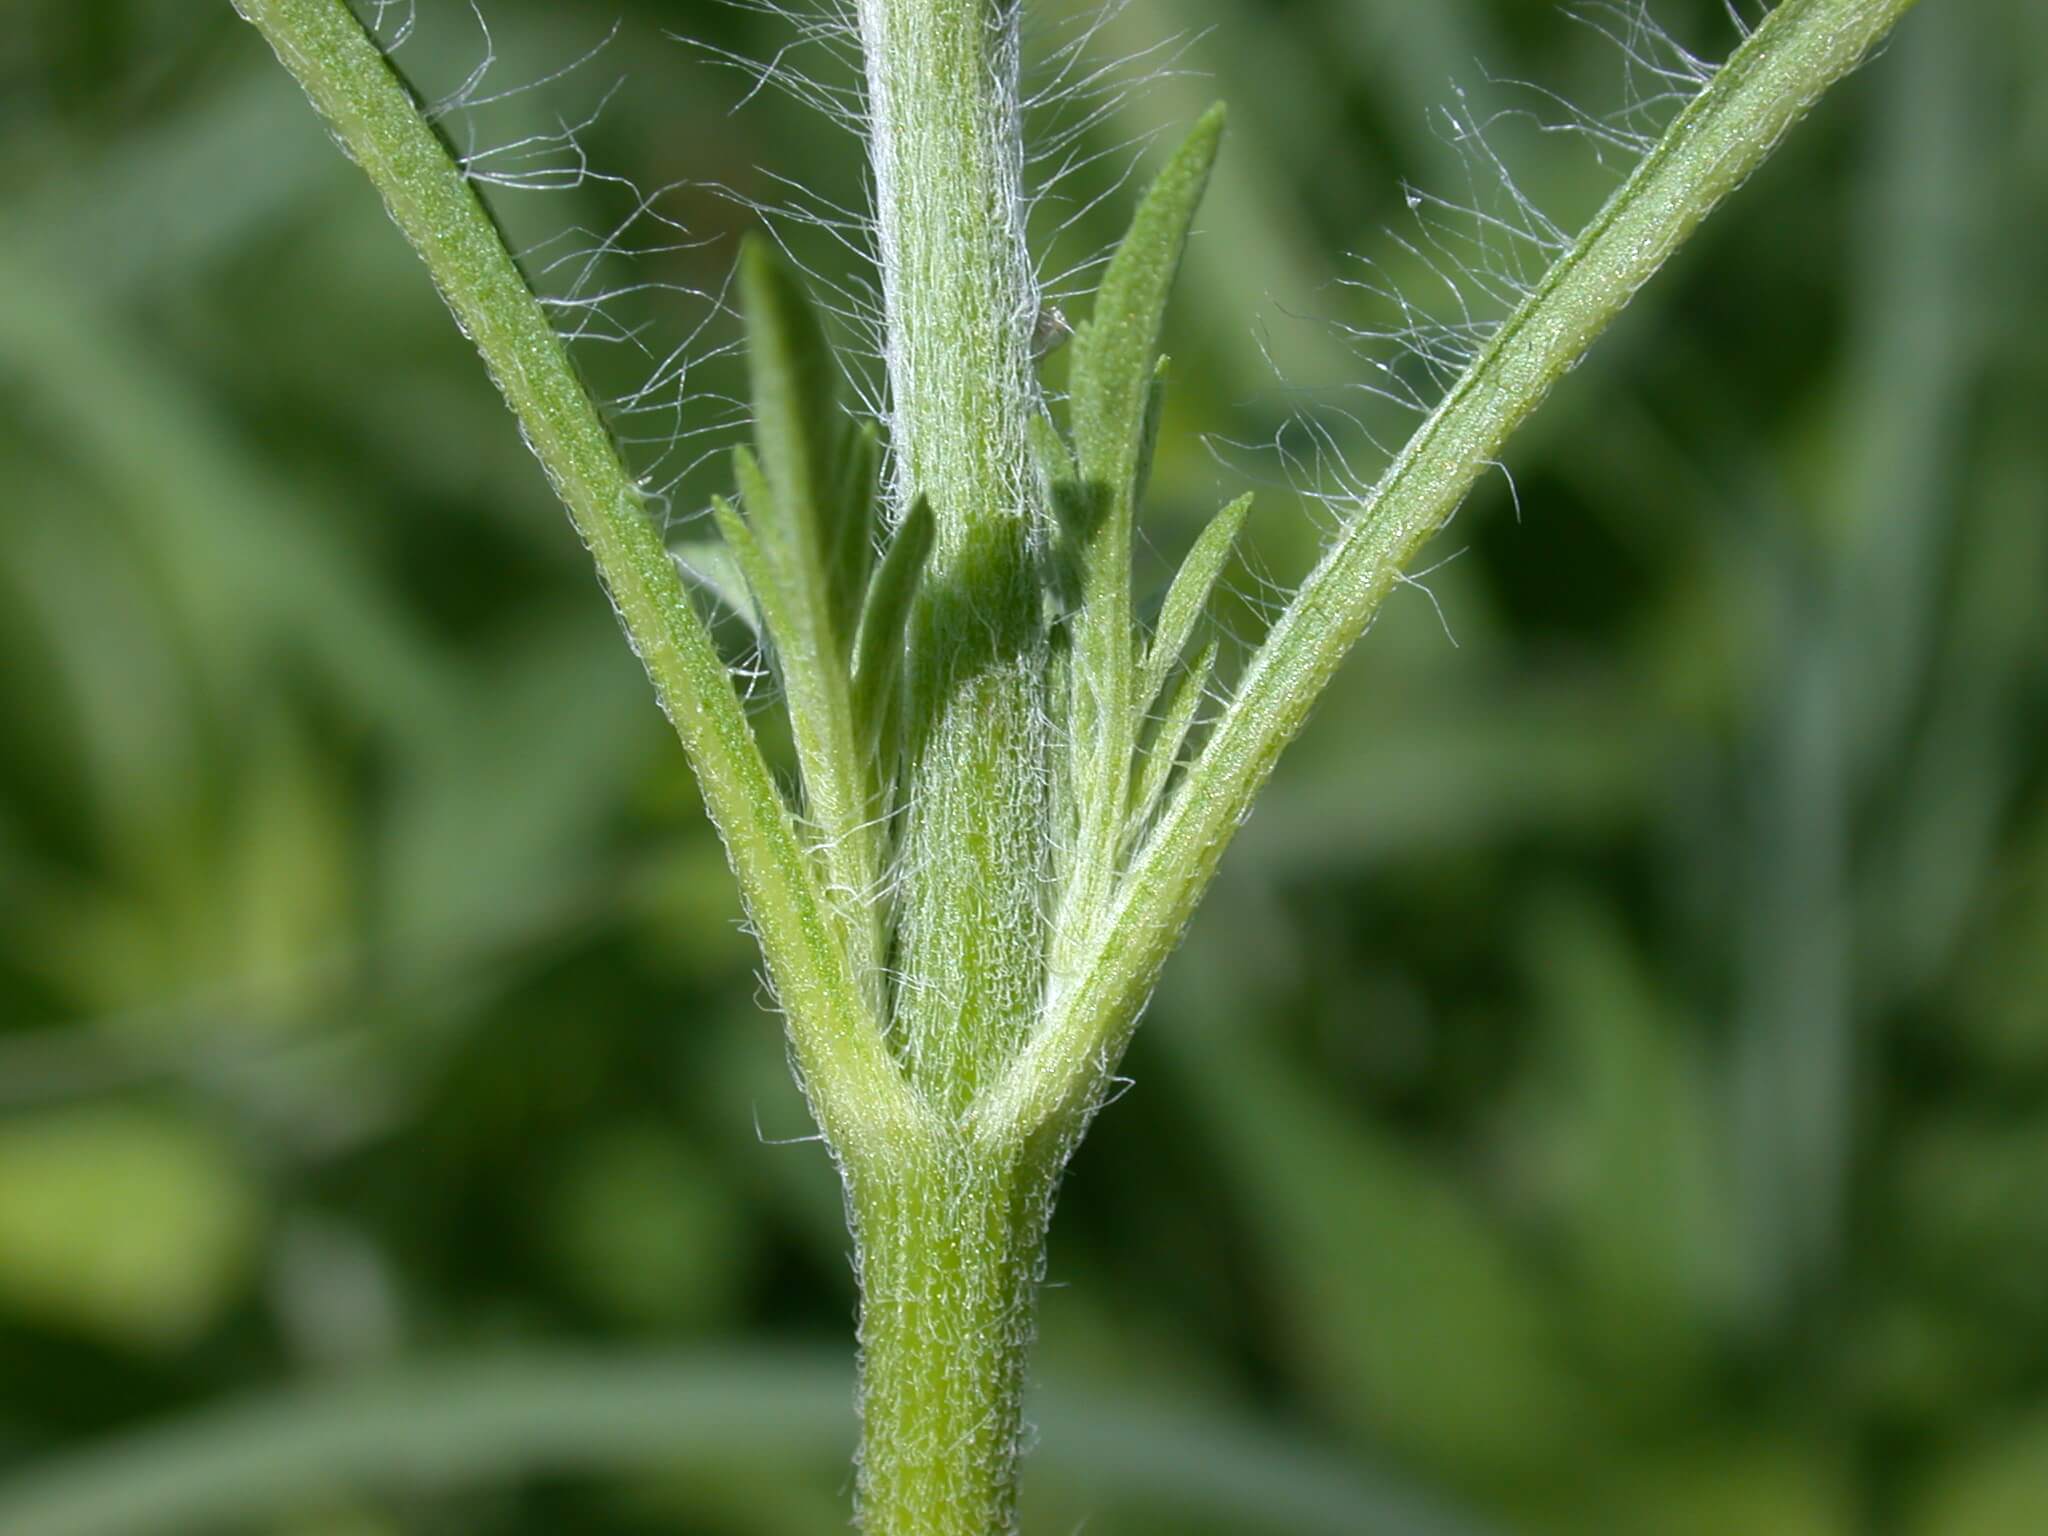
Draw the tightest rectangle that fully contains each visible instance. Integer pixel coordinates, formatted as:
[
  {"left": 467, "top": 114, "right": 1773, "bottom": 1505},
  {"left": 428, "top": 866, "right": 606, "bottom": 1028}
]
[
  {"left": 847, "top": 1150, "right": 1054, "bottom": 1536},
  {"left": 854, "top": 0, "right": 1037, "bottom": 545},
  {"left": 226, "top": 0, "right": 920, "bottom": 1170},
  {"left": 855, "top": 0, "right": 1050, "bottom": 1116},
  {"left": 976, "top": 0, "right": 1928, "bottom": 1148},
  {"left": 850, "top": 2, "right": 1055, "bottom": 1529}
]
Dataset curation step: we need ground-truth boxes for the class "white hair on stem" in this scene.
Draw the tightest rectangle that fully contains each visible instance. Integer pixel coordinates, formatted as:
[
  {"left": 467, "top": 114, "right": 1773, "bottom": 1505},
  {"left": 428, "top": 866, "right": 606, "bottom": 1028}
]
[
  {"left": 363, "top": 0, "right": 415, "bottom": 50},
  {"left": 1019, "top": 3, "right": 1206, "bottom": 311},
  {"left": 353, "top": 0, "right": 1749, "bottom": 921},
  {"left": 346, "top": 0, "right": 805, "bottom": 696},
  {"left": 1197, "top": 0, "right": 1744, "bottom": 669}
]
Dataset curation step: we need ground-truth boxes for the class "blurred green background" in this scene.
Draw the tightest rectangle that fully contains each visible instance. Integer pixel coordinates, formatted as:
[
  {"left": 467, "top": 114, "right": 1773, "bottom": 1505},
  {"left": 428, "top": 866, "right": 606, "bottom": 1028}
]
[{"left": 2, "top": 2, "right": 2045, "bottom": 1532}]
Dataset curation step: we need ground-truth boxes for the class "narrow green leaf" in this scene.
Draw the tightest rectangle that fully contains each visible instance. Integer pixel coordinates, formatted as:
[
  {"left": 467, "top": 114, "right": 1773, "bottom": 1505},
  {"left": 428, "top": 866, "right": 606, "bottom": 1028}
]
[
  {"left": 739, "top": 239, "right": 840, "bottom": 624},
  {"left": 231, "top": 0, "right": 920, "bottom": 1164},
  {"left": 731, "top": 446, "right": 774, "bottom": 537},
  {"left": 672, "top": 539, "right": 762, "bottom": 638},
  {"left": 1140, "top": 493, "right": 1251, "bottom": 715},
  {"left": 1524, "top": 892, "right": 1728, "bottom": 1389},
  {"left": 852, "top": 497, "right": 935, "bottom": 775},
  {"left": 1069, "top": 106, "right": 1225, "bottom": 493},
  {"left": 732, "top": 245, "right": 886, "bottom": 962},
  {"left": 710, "top": 490, "right": 778, "bottom": 635},
  {"left": 1131, "top": 356, "right": 1170, "bottom": 519},
  {"left": 1126, "top": 640, "right": 1216, "bottom": 853},
  {"left": 1055, "top": 105, "right": 1226, "bottom": 974},
  {"left": 831, "top": 421, "right": 883, "bottom": 643},
  {"left": 980, "top": 0, "right": 1922, "bottom": 1150}
]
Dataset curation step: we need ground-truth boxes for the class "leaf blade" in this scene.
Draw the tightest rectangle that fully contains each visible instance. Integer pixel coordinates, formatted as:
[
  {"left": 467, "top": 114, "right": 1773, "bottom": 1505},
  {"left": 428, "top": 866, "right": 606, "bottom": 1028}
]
[
  {"left": 1054, "top": 105, "right": 1226, "bottom": 979},
  {"left": 852, "top": 496, "right": 936, "bottom": 780},
  {"left": 1140, "top": 492, "right": 1251, "bottom": 715},
  {"left": 733, "top": 246, "right": 889, "bottom": 996},
  {"left": 1126, "top": 639, "right": 1216, "bottom": 854},
  {"left": 673, "top": 538, "right": 762, "bottom": 638},
  {"left": 739, "top": 238, "right": 842, "bottom": 642},
  {"left": 229, "top": 0, "right": 917, "bottom": 1159},
  {"left": 1068, "top": 106, "right": 1227, "bottom": 493}
]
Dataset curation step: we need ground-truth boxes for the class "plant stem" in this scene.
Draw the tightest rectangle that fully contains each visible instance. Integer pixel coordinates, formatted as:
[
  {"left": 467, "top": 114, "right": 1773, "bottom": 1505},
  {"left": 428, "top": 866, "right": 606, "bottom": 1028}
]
[
  {"left": 227, "top": 0, "right": 916, "bottom": 1165},
  {"left": 234, "top": 2, "right": 1930, "bottom": 1530},
  {"left": 850, "top": 5, "right": 1054, "bottom": 1527},
  {"left": 978, "top": 0, "right": 1929, "bottom": 1149},
  {"left": 855, "top": 0, "right": 1037, "bottom": 545},
  {"left": 851, "top": 0, "right": 1048, "bottom": 1115},
  {"left": 848, "top": 1151, "right": 1052, "bottom": 1536}
]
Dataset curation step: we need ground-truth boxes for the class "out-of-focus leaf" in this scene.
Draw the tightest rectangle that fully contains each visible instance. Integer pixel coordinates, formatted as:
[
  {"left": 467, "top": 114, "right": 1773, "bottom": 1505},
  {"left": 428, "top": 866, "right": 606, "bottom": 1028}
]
[
  {"left": 1032, "top": 1382, "right": 1513, "bottom": 1536},
  {"left": 380, "top": 608, "right": 656, "bottom": 946},
  {"left": 0, "top": 1349, "right": 1506, "bottom": 1536},
  {"left": 1095, "top": 0, "right": 1358, "bottom": 394},
  {"left": 1909, "top": 1415, "right": 2048, "bottom": 1536},
  {"left": 1232, "top": 677, "right": 1655, "bottom": 874},
  {"left": 673, "top": 539, "right": 763, "bottom": 637},
  {"left": 1954, "top": 756, "right": 2048, "bottom": 1079},
  {"left": 541, "top": 1121, "right": 746, "bottom": 1329},
  {"left": 268, "top": 1505, "right": 401, "bottom": 1536},
  {"left": 1161, "top": 911, "right": 1599, "bottom": 1485},
  {"left": 0, "top": 258, "right": 456, "bottom": 733},
  {"left": 0, "top": 1107, "right": 259, "bottom": 1351},
  {"left": 1586, "top": 1438, "right": 1851, "bottom": 1536},
  {"left": 1522, "top": 889, "right": 1733, "bottom": 1393},
  {"left": 0, "top": 488, "right": 207, "bottom": 888},
  {"left": 8, "top": 74, "right": 325, "bottom": 300},
  {"left": 1897, "top": 1117, "right": 2048, "bottom": 1330}
]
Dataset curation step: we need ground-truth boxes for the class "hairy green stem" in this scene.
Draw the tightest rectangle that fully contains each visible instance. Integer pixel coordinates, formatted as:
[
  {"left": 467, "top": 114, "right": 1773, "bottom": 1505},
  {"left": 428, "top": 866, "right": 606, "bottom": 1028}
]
[
  {"left": 855, "top": 0, "right": 1037, "bottom": 543},
  {"left": 847, "top": 1152, "right": 1054, "bottom": 1536},
  {"left": 854, "top": 0, "right": 1049, "bottom": 1112},
  {"left": 234, "top": 0, "right": 1927, "bottom": 1530},
  {"left": 850, "top": 2, "right": 1053, "bottom": 1527},
  {"left": 977, "top": 0, "right": 1928, "bottom": 1147},
  {"left": 226, "top": 0, "right": 918, "bottom": 1168}
]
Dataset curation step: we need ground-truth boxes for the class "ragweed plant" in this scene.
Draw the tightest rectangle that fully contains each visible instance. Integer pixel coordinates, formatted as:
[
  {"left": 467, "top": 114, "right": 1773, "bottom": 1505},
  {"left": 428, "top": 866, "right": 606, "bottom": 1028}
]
[{"left": 232, "top": 0, "right": 1923, "bottom": 1530}]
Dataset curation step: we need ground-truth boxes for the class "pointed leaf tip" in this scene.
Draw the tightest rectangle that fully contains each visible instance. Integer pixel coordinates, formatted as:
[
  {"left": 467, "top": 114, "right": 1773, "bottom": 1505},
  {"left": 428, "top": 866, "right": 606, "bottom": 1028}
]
[
  {"left": 1069, "top": 103, "right": 1227, "bottom": 495},
  {"left": 734, "top": 236, "right": 877, "bottom": 659},
  {"left": 674, "top": 538, "right": 763, "bottom": 638},
  {"left": 1057, "top": 105, "right": 1230, "bottom": 914},
  {"left": 737, "top": 239, "right": 835, "bottom": 506}
]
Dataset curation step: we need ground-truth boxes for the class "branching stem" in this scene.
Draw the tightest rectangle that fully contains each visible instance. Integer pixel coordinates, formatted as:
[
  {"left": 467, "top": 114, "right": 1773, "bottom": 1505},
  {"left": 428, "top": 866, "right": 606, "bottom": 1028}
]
[
  {"left": 234, "top": 0, "right": 1927, "bottom": 1530},
  {"left": 228, "top": 0, "right": 920, "bottom": 1168},
  {"left": 975, "top": 0, "right": 1927, "bottom": 1150}
]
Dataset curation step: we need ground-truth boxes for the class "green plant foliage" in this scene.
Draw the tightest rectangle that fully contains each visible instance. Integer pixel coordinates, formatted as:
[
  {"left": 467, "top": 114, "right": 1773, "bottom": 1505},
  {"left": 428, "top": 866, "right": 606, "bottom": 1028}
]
[
  {"left": 1128, "top": 640, "right": 1218, "bottom": 850},
  {"left": 1056, "top": 107, "right": 1226, "bottom": 974},
  {"left": 852, "top": 497, "right": 936, "bottom": 771},
  {"left": 1139, "top": 493, "right": 1251, "bottom": 713},
  {"left": 673, "top": 539, "right": 764, "bottom": 639},
  {"left": 8, "top": 2, "right": 2045, "bottom": 1535}
]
